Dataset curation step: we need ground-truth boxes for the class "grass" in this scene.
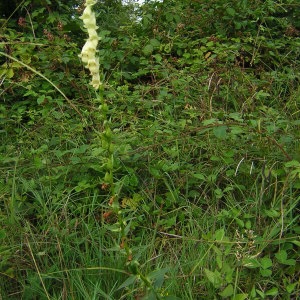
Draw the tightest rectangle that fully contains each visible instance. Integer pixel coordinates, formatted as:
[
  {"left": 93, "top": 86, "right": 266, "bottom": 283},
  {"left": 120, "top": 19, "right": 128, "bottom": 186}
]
[{"left": 1, "top": 87, "right": 299, "bottom": 298}]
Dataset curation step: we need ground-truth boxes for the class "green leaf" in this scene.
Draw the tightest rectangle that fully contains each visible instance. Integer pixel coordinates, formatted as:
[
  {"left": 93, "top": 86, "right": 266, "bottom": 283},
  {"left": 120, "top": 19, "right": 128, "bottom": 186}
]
[
  {"left": 275, "top": 250, "right": 296, "bottom": 265},
  {"left": 202, "top": 118, "right": 218, "bottom": 125},
  {"left": 226, "top": 7, "right": 236, "bottom": 16},
  {"left": 37, "top": 95, "right": 46, "bottom": 104},
  {"left": 143, "top": 44, "right": 154, "bottom": 56},
  {"left": 235, "top": 218, "right": 244, "bottom": 228},
  {"left": 285, "top": 160, "right": 300, "bottom": 168},
  {"left": 149, "top": 167, "right": 161, "bottom": 178},
  {"left": 283, "top": 259, "right": 296, "bottom": 266},
  {"left": 232, "top": 294, "right": 248, "bottom": 300},
  {"left": 291, "top": 240, "right": 300, "bottom": 247},
  {"left": 204, "top": 268, "right": 222, "bottom": 288},
  {"left": 7, "top": 68, "right": 14, "bottom": 78},
  {"left": 153, "top": 54, "right": 162, "bottom": 62},
  {"left": 213, "top": 126, "right": 228, "bottom": 139},
  {"left": 275, "top": 250, "right": 287, "bottom": 262},
  {"left": 193, "top": 173, "right": 205, "bottom": 180},
  {"left": 260, "top": 257, "right": 272, "bottom": 269},
  {"left": 0, "top": 229, "right": 6, "bottom": 239},
  {"left": 117, "top": 275, "right": 137, "bottom": 290},
  {"left": 286, "top": 282, "right": 297, "bottom": 293},
  {"left": 260, "top": 268, "right": 272, "bottom": 277},
  {"left": 242, "top": 258, "right": 260, "bottom": 268},
  {"left": 150, "top": 38, "right": 160, "bottom": 48},
  {"left": 264, "top": 209, "right": 280, "bottom": 218},
  {"left": 215, "top": 228, "right": 225, "bottom": 241},
  {"left": 214, "top": 188, "right": 223, "bottom": 199},
  {"left": 147, "top": 267, "right": 169, "bottom": 289},
  {"left": 219, "top": 284, "right": 233, "bottom": 298},
  {"left": 265, "top": 287, "right": 278, "bottom": 296}
]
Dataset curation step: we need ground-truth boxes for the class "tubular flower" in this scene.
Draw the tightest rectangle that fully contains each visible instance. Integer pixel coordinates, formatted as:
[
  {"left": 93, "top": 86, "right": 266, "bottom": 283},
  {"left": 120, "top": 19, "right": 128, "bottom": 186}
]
[{"left": 78, "top": 0, "right": 101, "bottom": 90}]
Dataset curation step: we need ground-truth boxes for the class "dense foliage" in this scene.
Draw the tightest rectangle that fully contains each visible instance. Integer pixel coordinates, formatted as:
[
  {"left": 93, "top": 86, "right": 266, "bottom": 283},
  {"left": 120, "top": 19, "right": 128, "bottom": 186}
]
[{"left": 1, "top": 0, "right": 299, "bottom": 299}]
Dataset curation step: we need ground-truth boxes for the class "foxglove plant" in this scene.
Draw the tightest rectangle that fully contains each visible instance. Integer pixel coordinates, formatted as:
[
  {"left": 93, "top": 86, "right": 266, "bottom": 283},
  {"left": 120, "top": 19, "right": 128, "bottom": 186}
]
[{"left": 78, "top": 0, "right": 101, "bottom": 89}]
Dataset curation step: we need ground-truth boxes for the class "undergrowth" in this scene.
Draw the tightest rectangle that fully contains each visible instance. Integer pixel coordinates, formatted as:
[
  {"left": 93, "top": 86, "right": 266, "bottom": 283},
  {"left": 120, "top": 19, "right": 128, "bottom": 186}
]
[{"left": 0, "top": 0, "right": 299, "bottom": 299}]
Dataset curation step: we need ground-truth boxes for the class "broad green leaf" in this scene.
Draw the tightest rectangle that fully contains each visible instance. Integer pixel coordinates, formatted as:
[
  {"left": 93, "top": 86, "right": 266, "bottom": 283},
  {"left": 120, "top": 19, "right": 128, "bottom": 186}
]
[
  {"left": 226, "top": 7, "right": 236, "bottom": 16},
  {"left": 285, "top": 160, "right": 300, "bottom": 168},
  {"left": 37, "top": 95, "right": 46, "bottom": 104},
  {"left": 275, "top": 250, "right": 287, "bottom": 262},
  {"left": 219, "top": 284, "right": 233, "bottom": 298},
  {"left": 153, "top": 54, "right": 162, "bottom": 62},
  {"left": 260, "top": 257, "right": 272, "bottom": 269},
  {"left": 143, "top": 44, "right": 154, "bottom": 56},
  {"left": 282, "top": 258, "right": 296, "bottom": 266},
  {"left": 242, "top": 258, "right": 260, "bottom": 268},
  {"left": 150, "top": 38, "right": 160, "bottom": 48},
  {"left": 149, "top": 167, "right": 161, "bottom": 178},
  {"left": 202, "top": 118, "right": 218, "bottom": 125},
  {"left": 260, "top": 268, "right": 272, "bottom": 277},
  {"left": 286, "top": 282, "right": 297, "bottom": 293},
  {"left": 232, "top": 294, "right": 248, "bottom": 300},
  {"left": 213, "top": 126, "right": 228, "bottom": 139},
  {"left": 204, "top": 268, "right": 222, "bottom": 288}
]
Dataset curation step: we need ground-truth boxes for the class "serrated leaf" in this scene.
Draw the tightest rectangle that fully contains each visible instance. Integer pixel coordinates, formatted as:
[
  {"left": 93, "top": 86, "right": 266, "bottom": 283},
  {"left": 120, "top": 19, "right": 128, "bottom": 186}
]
[
  {"left": 275, "top": 250, "right": 287, "bottom": 262},
  {"left": 260, "top": 268, "right": 272, "bottom": 277},
  {"left": 283, "top": 259, "right": 296, "bottom": 266}
]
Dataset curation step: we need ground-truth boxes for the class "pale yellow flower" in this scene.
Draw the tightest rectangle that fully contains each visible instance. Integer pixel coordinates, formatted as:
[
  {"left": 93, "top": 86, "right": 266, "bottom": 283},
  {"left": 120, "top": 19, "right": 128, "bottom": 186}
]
[
  {"left": 91, "top": 73, "right": 101, "bottom": 89},
  {"left": 79, "top": 0, "right": 101, "bottom": 90}
]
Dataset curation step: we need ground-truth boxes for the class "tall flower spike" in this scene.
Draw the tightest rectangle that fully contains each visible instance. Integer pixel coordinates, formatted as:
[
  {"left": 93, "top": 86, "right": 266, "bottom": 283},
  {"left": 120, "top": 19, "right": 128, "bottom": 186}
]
[{"left": 78, "top": 0, "right": 101, "bottom": 90}]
